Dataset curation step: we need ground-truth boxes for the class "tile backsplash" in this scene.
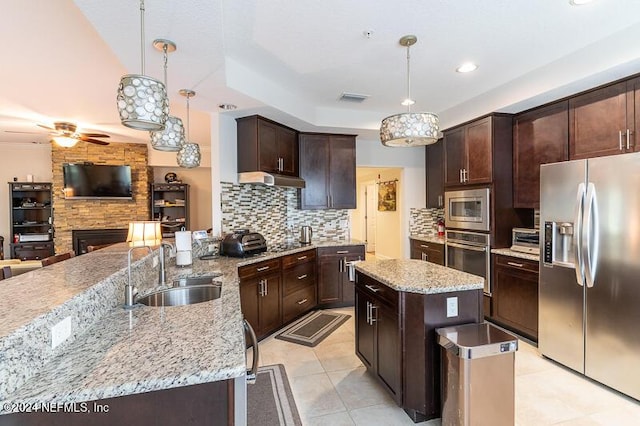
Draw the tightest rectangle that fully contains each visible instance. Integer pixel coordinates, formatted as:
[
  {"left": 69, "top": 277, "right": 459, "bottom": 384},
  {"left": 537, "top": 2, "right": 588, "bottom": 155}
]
[
  {"left": 409, "top": 207, "right": 444, "bottom": 235},
  {"left": 221, "top": 182, "right": 350, "bottom": 243}
]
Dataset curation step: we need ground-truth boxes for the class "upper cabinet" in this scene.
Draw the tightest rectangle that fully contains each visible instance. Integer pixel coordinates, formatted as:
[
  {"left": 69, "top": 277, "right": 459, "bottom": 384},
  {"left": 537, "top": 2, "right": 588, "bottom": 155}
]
[
  {"left": 236, "top": 115, "right": 299, "bottom": 176},
  {"left": 513, "top": 101, "right": 569, "bottom": 209},
  {"left": 443, "top": 114, "right": 512, "bottom": 187},
  {"left": 425, "top": 139, "right": 444, "bottom": 208},
  {"left": 299, "top": 133, "right": 356, "bottom": 209},
  {"left": 569, "top": 79, "right": 640, "bottom": 160}
]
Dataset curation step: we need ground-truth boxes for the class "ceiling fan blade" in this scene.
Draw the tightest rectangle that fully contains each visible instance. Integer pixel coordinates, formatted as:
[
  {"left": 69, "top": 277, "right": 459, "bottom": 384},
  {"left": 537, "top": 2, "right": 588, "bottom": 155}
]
[
  {"left": 80, "top": 137, "right": 110, "bottom": 146},
  {"left": 78, "top": 132, "right": 110, "bottom": 138},
  {"left": 37, "top": 123, "right": 56, "bottom": 131},
  {"left": 4, "top": 130, "right": 41, "bottom": 134}
]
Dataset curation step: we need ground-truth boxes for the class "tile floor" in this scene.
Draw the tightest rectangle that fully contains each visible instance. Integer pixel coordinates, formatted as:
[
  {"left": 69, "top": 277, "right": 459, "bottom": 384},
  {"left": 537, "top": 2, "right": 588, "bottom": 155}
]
[{"left": 254, "top": 307, "right": 640, "bottom": 425}]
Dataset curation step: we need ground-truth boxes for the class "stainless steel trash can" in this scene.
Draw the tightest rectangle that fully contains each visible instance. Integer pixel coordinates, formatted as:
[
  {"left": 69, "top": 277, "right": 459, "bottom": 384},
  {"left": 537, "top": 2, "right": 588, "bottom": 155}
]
[{"left": 437, "top": 322, "right": 518, "bottom": 426}]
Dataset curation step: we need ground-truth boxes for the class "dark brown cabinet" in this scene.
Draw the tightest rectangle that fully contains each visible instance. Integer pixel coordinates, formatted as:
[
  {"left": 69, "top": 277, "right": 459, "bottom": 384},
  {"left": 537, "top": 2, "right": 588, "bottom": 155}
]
[
  {"left": 9, "top": 182, "right": 54, "bottom": 260},
  {"left": 425, "top": 139, "right": 444, "bottom": 208},
  {"left": 492, "top": 254, "right": 539, "bottom": 341},
  {"left": 443, "top": 114, "right": 512, "bottom": 187},
  {"left": 236, "top": 115, "right": 299, "bottom": 176},
  {"left": 298, "top": 133, "right": 356, "bottom": 209},
  {"left": 282, "top": 249, "right": 317, "bottom": 323},
  {"left": 409, "top": 238, "right": 444, "bottom": 265},
  {"left": 513, "top": 101, "right": 569, "bottom": 209},
  {"left": 238, "top": 258, "right": 282, "bottom": 339},
  {"left": 150, "top": 183, "right": 189, "bottom": 237},
  {"left": 355, "top": 275, "right": 401, "bottom": 402},
  {"left": 317, "top": 245, "right": 365, "bottom": 305},
  {"left": 569, "top": 79, "right": 639, "bottom": 160}
]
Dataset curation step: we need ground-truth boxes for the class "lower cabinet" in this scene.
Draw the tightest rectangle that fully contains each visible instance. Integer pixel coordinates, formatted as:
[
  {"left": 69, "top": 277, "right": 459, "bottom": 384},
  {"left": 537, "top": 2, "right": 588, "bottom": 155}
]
[
  {"left": 282, "top": 249, "right": 317, "bottom": 323},
  {"left": 409, "top": 239, "right": 444, "bottom": 265},
  {"left": 317, "top": 245, "right": 365, "bottom": 306},
  {"left": 355, "top": 271, "right": 483, "bottom": 421},
  {"left": 492, "top": 254, "right": 539, "bottom": 341},
  {"left": 238, "top": 258, "right": 282, "bottom": 339}
]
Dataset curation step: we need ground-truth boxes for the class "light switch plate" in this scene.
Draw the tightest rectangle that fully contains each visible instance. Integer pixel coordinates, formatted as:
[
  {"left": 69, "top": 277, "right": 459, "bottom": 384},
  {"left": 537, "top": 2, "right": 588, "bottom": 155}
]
[
  {"left": 446, "top": 297, "right": 458, "bottom": 318},
  {"left": 51, "top": 316, "right": 72, "bottom": 349}
]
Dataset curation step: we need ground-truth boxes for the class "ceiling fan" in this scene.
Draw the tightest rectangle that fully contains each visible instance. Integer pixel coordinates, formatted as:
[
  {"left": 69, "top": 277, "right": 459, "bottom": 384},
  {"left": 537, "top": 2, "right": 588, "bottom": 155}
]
[
  {"left": 37, "top": 121, "right": 110, "bottom": 147},
  {"left": 4, "top": 121, "right": 110, "bottom": 147}
]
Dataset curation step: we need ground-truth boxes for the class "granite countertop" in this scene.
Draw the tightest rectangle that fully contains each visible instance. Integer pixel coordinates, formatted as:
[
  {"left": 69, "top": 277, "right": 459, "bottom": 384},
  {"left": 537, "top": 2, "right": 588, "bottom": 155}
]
[
  {"left": 1, "top": 238, "right": 365, "bottom": 410},
  {"left": 355, "top": 259, "right": 483, "bottom": 294},
  {"left": 409, "top": 234, "right": 445, "bottom": 245},
  {"left": 491, "top": 248, "right": 540, "bottom": 262}
]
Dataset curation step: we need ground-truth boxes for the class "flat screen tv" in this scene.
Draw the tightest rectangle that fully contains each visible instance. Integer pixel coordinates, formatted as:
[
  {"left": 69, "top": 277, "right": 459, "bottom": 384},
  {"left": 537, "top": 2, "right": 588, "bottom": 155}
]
[{"left": 63, "top": 163, "right": 132, "bottom": 200}]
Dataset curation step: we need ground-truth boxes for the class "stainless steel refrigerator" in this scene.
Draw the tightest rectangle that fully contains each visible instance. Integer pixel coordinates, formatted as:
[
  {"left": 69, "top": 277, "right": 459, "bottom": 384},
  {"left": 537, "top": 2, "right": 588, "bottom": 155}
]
[{"left": 539, "top": 152, "right": 640, "bottom": 401}]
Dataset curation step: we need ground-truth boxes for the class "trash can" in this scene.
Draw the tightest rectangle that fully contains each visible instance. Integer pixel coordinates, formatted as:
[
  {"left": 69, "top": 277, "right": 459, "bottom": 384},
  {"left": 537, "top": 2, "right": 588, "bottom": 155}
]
[{"left": 437, "top": 322, "right": 518, "bottom": 426}]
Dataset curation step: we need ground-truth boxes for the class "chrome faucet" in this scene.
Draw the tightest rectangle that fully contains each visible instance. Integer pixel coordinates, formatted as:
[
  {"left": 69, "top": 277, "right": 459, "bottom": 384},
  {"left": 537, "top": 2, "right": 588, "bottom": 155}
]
[
  {"left": 125, "top": 246, "right": 152, "bottom": 309},
  {"left": 159, "top": 242, "right": 175, "bottom": 287}
]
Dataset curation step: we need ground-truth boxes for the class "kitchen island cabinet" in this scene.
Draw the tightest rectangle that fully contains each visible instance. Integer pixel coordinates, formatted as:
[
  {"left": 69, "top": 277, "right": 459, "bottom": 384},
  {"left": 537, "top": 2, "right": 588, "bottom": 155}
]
[
  {"left": 317, "top": 245, "right": 365, "bottom": 306},
  {"left": 355, "top": 259, "right": 484, "bottom": 421}
]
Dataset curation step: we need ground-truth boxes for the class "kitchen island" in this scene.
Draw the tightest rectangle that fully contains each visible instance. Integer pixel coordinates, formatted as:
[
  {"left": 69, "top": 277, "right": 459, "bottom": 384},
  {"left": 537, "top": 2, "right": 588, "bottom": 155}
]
[
  {"left": 354, "top": 259, "right": 484, "bottom": 422},
  {"left": 0, "top": 239, "right": 363, "bottom": 425}
]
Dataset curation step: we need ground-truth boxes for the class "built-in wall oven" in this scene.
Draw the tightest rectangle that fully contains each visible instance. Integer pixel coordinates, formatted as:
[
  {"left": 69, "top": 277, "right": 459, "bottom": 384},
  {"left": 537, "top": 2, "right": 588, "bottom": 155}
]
[
  {"left": 445, "top": 230, "right": 491, "bottom": 296},
  {"left": 444, "top": 188, "right": 490, "bottom": 232}
]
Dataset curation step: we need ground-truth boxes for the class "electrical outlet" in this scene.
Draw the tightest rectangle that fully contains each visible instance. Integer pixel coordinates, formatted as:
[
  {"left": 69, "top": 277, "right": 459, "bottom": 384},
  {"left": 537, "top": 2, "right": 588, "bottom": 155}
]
[
  {"left": 153, "top": 255, "right": 159, "bottom": 268},
  {"left": 446, "top": 297, "right": 458, "bottom": 318},
  {"left": 208, "top": 244, "right": 216, "bottom": 253},
  {"left": 51, "top": 316, "right": 72, "bottom": 349}
]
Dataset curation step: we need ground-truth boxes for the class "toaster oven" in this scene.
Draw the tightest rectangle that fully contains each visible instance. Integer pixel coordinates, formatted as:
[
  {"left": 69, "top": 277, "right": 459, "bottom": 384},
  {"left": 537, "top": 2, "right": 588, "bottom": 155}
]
[{"left": 511, "top": 228, "right": 540, "bottom": 254}]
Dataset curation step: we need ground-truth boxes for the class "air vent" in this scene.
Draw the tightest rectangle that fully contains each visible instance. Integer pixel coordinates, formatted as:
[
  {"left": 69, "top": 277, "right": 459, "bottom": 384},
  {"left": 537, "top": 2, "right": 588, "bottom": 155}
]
[{"left": 339, "top": 92, "right": 369, "bottom": 103}]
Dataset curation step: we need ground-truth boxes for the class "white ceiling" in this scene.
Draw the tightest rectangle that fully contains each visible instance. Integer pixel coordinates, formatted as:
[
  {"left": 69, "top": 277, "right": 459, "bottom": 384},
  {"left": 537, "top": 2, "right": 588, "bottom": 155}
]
[{"left": 2, "top": 0, "right": 640, "bottom": 145}]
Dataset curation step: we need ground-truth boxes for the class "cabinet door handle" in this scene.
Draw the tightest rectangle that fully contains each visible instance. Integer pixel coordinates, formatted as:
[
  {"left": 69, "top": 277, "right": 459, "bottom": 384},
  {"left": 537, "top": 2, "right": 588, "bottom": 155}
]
[
  {"left": 619, "top": 130, "right": 624, "bottom": 150},
  {"left": 459, "top": 169, "right": 463, "bottom": 183},
  {"left": 464, "top": 169, "right": 469, "bottom": 182},
  {"left": 256, "top": 266, "right": 270, "bottom": 272},
  {"left": 626, "top": 129, "right": 631, "bottom": 150},
  {"left": 258, "top": 279, "right": 265, "bottom": 296},
  {"left": 507, "top": 261, "right": 524, "bottom": 268},
  {"left": 297, "top": 255, "right": 307, "bottom": 260},
  {"left": 297, "top": 274, "right": 308, "bottom": 280},
  {"left": 336, "top": 250, "right": 349, "bottom": 254},
  {"left": 420, "top": 244, "right": 430, "bottom": 248},
  {"left": 366, "top": 301, "right": 371, "bottom": 325},
  {"left": 326, "top": 195, "right": 330, "bottom": 207},
  {"left": 297, "top": 298, "right": 308, "bottom": 305},
  {"left": 365, "top": 284, "right": 380, "bottom": 293},
  {"left": 421, "top": 252, "right": 428, "bottom": 261},
  {"left": 264, "top": 279, "right": 268, "bottom": 296},
  {"left": 370, "top": 304, "right": 378, "bottom": 323}
]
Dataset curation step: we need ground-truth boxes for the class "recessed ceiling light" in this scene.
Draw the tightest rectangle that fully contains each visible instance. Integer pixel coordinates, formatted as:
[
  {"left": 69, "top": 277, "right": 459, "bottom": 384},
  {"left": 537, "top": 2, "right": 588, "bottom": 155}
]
[
  {"left": 569, "top": 0, "right": 594, "bottom": 5},
  {"left": 456, "top": 62, "right": 478, "bottom": 73},
  {"left": 218, "top": 103, "right": 237, "bottom": 110}
]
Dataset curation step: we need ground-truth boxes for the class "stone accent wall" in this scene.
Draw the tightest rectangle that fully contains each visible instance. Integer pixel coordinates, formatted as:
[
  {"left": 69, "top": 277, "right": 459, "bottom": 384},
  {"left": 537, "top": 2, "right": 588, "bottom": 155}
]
[
  {"left": 409, "top": 207, "right": 444, "bottom": 235},
  {"left": 52, "top": 143, "right": 151, "bottom": 253},
  {"left": 221, "top": 182, "right": 349, "bottom": 243}
]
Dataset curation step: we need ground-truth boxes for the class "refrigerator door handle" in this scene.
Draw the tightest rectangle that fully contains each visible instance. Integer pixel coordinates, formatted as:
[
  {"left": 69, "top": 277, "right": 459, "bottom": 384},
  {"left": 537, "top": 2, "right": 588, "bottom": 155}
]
[
  {"left": 583, "top": 182, "right": 600, "bottom": 288},
  {"left": 574, "top": 183, "right": 586, "bottom": 286}
]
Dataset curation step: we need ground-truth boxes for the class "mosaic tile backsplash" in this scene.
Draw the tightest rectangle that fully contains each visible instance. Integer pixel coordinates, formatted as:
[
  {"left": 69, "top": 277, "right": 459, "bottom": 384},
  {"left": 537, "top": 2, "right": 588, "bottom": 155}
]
[
  {"left": 409, "top": 207, "right": 444, "bottom": 235},
  {"left": 221, "top": 182, "right": 350, "bottom": 243}
]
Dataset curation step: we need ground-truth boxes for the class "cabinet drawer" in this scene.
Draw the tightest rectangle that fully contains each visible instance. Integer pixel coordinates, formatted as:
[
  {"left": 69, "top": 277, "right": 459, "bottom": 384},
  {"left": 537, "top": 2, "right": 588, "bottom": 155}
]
[
  {"left": 12, "top": 242, "right": 54, "bottom": 260},
  {"left": 238, "top": 258, "right": 281, "bottom": 279},
  {"left": 283, "top": 262, "right": 315, "bottom": 296},
  {"left": 356, "top": 272, "right": 398, "bottom": 308},
  {"left": 283, "top": 285, "right": 317, "bottom": 323},
  {"left": 317, "top": 245, "right": 364, "bottom": 257},
  {"left": 282, "top": 249, "right": 316, "bottom": 269},
  {"left": 495, "top": 255, "right": 539, "bottom": 273}
]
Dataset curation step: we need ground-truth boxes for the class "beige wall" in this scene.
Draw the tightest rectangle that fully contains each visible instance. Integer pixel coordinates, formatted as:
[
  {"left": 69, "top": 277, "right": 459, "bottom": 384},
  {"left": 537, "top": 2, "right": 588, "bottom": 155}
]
[
  {"left": 0, "top": 143, "right": 52, "bottom": 257},
  {"left": 152, "top": 167, "right": 212, "bottom": 232}
]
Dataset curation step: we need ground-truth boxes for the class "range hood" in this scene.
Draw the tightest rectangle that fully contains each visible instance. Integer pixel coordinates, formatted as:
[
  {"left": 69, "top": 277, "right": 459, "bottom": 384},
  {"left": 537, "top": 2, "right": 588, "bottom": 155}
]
[{"left": 238, "top": 172, "right": 306, "bottom": 189}]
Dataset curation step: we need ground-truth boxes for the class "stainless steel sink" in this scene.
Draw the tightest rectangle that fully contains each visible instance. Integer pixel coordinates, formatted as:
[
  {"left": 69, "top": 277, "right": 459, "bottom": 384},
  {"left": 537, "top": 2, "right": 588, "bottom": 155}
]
[
  {"left": 136, "top": 284, "right": 221, "bottom": 307},
  {"left": 172, "top": 274, "right": 222, "bottom": 287}
]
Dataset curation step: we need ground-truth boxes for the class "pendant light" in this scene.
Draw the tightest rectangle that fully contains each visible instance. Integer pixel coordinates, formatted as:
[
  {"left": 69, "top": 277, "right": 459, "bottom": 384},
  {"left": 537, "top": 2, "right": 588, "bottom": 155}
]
[
  {"left": 116, "top": 0, "right": 169, "bottom": 131},
  {"left": 380, "top": 35, "right": 439, "bottom": 147},
  {"left": 176, "top": 89, "right": 201, "bottom": 168},
  {"left": 149, "top": 39, "right": 185, "bottom": 151}
]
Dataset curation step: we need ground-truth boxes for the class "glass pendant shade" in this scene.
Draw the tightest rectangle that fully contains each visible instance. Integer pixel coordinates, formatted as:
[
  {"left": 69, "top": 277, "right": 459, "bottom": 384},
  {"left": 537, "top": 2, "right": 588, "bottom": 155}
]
[
  {"left": 380, "top": 35, "right": 439, "bottom": 147},
  {"left": 117, "top": 74, "right": 169, "bottom": 131},
  {"left": 380, "top": 112, "right": 439, "bottom": 147},
  {"left": 150, "top": 115, "right": 184, "bottom": 151},
  {"left": 177, "top": 142, "right": 201, "bottom": 168}
]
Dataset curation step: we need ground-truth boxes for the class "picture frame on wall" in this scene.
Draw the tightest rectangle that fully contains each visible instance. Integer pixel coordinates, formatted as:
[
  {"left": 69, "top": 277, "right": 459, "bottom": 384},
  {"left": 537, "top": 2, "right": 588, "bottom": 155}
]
[{"left": 378, "top": 180, "right": 397, "bottom": 211}]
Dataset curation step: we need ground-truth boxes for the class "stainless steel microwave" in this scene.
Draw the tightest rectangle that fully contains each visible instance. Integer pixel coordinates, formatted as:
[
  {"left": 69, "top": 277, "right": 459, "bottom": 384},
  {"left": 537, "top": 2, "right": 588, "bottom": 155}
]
[{"left": 444, "top": 188, "right": 490, "bottom": 232}]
